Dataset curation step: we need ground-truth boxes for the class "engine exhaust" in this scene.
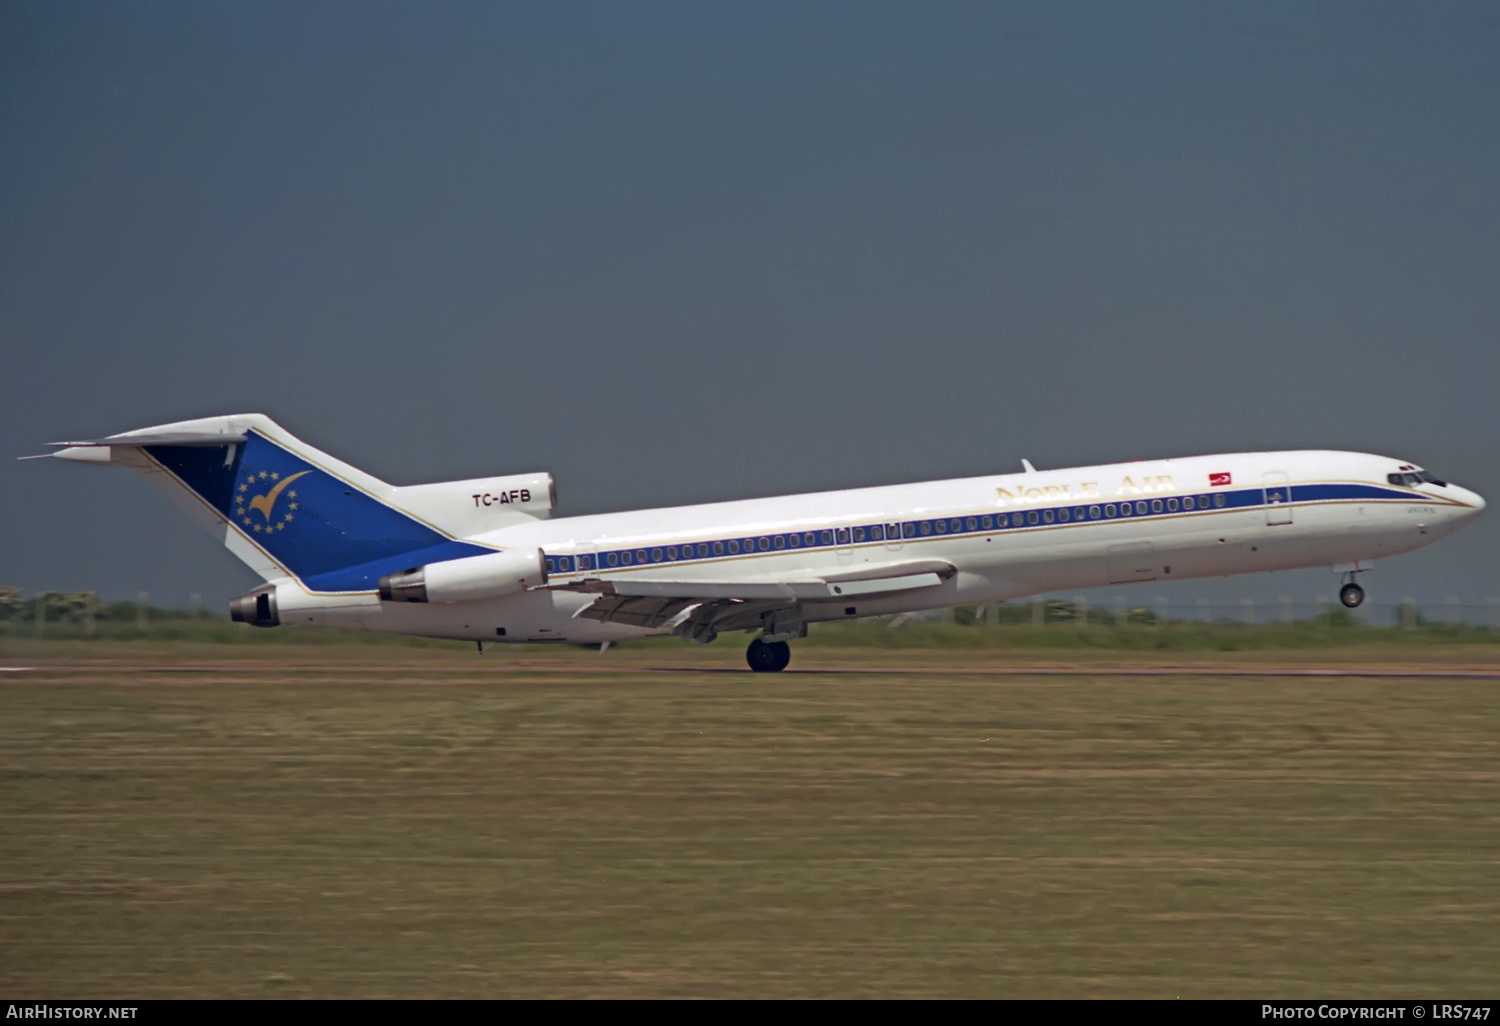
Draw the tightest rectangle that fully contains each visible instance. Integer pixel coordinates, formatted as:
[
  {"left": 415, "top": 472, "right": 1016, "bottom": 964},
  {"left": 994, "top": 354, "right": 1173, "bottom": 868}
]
[
  {"left": 378, "top": 567, "right": 428, "bottom": 603},
  {"left": 229, "top": 585, "right": 280, "bottom": 627}
]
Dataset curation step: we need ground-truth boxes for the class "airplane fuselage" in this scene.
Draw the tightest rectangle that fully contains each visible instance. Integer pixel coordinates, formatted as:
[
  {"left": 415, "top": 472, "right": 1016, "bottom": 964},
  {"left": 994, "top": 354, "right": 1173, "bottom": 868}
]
[
  {"left": 38, "top": 416, "right": 1484, "bottom": 669},
  {"left": 276, "top": 449, "right": 1484, "bottom": 644}
]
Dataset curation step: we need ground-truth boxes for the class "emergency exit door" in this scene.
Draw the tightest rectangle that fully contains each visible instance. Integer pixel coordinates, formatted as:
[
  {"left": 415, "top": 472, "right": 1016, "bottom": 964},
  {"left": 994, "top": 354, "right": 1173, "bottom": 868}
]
[{"left": 1263, "top": 471, "right": 1292, "bottom": 526}]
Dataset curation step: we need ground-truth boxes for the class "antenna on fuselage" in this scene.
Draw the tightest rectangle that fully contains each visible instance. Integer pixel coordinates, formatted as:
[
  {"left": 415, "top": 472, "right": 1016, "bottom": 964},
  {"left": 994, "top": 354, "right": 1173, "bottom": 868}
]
[{"left": 1021, "top": 459, "right": 1036, "bottom": 473}]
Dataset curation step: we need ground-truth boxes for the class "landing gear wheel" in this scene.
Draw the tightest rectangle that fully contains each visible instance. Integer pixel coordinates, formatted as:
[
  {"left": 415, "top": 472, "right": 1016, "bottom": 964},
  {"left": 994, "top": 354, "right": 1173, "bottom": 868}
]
[
  {"left": 1340, "top": 583, "right": 1366, "bottom": 609},
  {"left": 746, "top": 638, "right": 791, "bottom": 673}
]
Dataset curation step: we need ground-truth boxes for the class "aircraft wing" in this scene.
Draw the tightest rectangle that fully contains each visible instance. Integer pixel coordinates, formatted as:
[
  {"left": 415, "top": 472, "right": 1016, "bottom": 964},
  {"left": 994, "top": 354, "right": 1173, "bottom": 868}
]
[{"left": 567, "top": 559, "right": 954, "bottom": 637}]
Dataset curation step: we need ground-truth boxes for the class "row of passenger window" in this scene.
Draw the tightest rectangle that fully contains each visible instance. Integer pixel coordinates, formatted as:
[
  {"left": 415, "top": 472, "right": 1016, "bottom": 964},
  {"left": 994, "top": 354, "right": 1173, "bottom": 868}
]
[
  {"left": 902, "top": 493, "right": 1227, "bottom": 538},
  {"left": 541, "top": 492, "right": 1232, "bottom": 575},
  {"left": 554, "top": 526, "right": 890, "bottom": 574}
]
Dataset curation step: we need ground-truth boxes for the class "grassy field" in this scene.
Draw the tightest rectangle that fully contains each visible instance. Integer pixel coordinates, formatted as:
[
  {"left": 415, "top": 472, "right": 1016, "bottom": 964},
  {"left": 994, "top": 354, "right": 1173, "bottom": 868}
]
[{"left": 2, "top": 643, "right": 1498, "bottom": 997}]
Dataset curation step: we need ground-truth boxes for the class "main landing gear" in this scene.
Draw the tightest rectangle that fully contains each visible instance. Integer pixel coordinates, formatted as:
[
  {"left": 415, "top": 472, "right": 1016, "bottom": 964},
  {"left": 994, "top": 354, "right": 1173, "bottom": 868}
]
[
  {"left": 1340, "top": 581, "right": 1366, "bottom": 608},
  {"left": 746, "top": 637, "right": 792, "bottom": 673}
]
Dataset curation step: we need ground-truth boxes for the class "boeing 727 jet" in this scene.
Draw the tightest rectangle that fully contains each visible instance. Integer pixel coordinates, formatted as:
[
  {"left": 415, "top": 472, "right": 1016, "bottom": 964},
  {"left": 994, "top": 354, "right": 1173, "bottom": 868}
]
[{"left": 32, "top": 414, "right": 1485, "bottom": 671}]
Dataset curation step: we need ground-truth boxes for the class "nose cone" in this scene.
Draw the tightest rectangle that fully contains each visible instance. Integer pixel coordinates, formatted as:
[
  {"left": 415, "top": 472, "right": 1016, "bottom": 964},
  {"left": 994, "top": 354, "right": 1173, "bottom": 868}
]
[{"left": 1450, "top": 484, "right": 1486, "bottom": 518}]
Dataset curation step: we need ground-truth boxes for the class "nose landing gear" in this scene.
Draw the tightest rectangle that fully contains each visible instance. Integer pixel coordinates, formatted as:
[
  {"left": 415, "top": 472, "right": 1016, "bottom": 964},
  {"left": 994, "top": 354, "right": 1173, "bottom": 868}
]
[
  {"left": 1333, "top": 563, "right": 1372, "bottom": 609},
  {"left": 746, "top": 637, "right": 792, "bottom": 673}
]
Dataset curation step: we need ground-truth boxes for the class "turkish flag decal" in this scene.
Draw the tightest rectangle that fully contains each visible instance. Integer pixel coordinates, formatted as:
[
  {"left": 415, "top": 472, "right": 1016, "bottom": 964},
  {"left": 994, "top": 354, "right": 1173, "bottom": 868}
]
[{"left": 1209, "top": 472, "right": 1232, "bottom": 487}]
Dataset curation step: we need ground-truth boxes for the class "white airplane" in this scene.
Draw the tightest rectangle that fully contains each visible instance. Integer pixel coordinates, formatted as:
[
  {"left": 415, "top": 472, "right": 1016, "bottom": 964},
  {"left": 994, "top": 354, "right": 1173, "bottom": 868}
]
[{"left": 32, "top": 414, "right": 1485, "bottom": 672}]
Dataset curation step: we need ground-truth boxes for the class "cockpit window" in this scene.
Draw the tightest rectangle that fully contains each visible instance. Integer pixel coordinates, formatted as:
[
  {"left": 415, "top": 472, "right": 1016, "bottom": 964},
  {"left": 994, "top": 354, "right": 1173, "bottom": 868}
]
[{"left": 1390, "top": 470, "right": 1448, "bottom": 487}]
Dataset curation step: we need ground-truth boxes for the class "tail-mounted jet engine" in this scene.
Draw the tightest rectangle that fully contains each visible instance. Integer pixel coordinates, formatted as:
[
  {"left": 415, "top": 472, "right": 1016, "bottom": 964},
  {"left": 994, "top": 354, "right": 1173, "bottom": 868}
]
[
  {"left": 229, "top": 584, "right": 280, "bottom": 627},
  {"left": 378, "top": 548, "right": 548, "bottom": 604}
]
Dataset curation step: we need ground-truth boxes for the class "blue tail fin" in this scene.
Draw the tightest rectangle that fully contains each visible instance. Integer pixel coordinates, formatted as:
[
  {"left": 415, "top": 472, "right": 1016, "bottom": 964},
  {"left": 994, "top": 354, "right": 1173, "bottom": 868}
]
[
  {"left": 49, "top": 414, "right": 494, "bottom": 593},
  {"left": 148, "top": 430, "right": 491, "bottom": 592}
]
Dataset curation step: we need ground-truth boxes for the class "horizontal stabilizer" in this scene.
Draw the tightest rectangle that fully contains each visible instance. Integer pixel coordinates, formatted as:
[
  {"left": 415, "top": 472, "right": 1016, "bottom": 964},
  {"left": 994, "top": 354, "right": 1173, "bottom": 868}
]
[{"left": 51, "top": 429, "right": 248, "bottom": 448}]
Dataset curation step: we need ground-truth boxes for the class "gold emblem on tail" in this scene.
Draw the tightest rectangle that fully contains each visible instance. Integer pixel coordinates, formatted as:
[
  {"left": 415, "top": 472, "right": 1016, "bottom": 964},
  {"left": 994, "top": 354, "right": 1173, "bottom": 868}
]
[
  {"left": 249, "top": 470, "right": 311, "bottom": 520},
  {"left": 234, "top": 470, "right": 312, "bottom": 534}
]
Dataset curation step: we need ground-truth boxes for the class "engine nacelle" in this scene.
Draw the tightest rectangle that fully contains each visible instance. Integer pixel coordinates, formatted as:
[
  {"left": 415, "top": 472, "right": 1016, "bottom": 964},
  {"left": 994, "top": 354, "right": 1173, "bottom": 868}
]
[
  {"left": 377, "top": 548, "right": 548, "bottom": 604},
  {"left": 229, "top": 584, "right": 280, "bottom": 627},
  {"left": 230, "top": 582, "right": 377, "bottom": 629}
]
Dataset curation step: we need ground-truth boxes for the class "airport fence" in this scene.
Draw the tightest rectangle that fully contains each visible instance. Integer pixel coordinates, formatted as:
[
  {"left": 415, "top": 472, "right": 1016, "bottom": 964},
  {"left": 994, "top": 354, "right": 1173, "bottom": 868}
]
[
  {"left": 5, "top": 584, "right": 1500, "bottom": 644},
  {"left": 945, "top": 596, "right": 1500, "bottom": 630}
]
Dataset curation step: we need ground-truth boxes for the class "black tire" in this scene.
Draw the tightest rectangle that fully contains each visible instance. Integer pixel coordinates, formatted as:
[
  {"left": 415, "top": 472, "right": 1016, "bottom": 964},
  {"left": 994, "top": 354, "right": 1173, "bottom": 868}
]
[
  {"left": 746, "top": 638, "right": 792, "bottom": 673},
  {"left": 1339, "top": 583, "right": 1365, "bottom": 609}
]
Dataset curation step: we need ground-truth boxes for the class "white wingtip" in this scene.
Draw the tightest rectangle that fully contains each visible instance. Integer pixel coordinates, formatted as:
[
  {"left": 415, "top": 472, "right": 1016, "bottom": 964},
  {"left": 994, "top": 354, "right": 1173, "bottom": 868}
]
[{"left": 1021, "top": 458, "right": 1036, "bottom": 473}]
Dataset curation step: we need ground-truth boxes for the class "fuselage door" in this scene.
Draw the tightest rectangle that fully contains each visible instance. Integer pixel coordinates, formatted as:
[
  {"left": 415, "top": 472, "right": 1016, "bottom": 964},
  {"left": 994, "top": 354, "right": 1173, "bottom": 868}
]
[
  {"left": 835, "top": 526, "right": 855, "bottom": 565},
  {"left": 572, "top": 544, "right": 599, "bottom": 577},
  {"left": 1263, "top": 471, "right": 1292, "bottom": 526},
  {"left": 884, "top": 522, "right": 903, "bottom": 552}
]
